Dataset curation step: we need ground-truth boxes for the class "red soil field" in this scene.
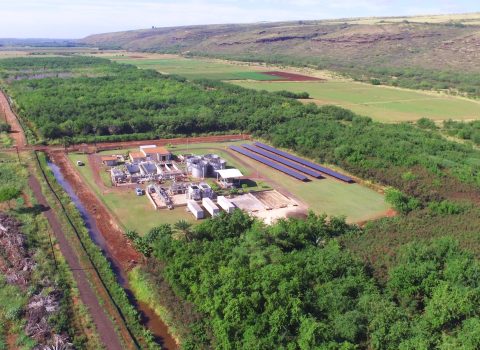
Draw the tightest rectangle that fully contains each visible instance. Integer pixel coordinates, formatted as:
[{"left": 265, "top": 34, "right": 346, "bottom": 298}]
[{"left": 261, "top": 71, "right": 324, "bottom": 81}]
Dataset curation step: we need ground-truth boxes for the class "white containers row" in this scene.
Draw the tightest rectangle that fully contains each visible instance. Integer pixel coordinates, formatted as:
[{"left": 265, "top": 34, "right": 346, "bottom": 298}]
[
  {"left": 202, "top": 197, "right": 220, "bottom": 217},
  {"left": 187, "top": 200, "right": 204, "bottom": 220},
  {"left": 217, "top": 196, "right": 236, "bottom": 214}
]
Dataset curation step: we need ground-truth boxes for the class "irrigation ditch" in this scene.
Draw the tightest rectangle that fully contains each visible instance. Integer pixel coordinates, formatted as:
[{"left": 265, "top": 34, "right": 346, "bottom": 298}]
[{"left": 34, "top": 151, "right": 178, "bottom": 350}]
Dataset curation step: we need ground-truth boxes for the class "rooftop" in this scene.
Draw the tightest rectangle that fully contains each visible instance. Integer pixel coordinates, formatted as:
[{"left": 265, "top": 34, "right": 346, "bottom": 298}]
[
  {"left": 101, "top": 155, "right": 117, "bottom": 161},
  {"left": 130, "top": 151, "right": 145, "bottom": 158},
  {"left": 215, "top": 168, "right": 243, "bottom": 179},
  {"left": 141, "top": 146, "right": 171, "bottom": 155}
]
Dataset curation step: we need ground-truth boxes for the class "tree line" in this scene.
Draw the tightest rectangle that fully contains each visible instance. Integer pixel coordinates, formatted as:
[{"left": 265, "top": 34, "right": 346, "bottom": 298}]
[{"left": 124, "top": 211, "right": 480, "bottom": 349}]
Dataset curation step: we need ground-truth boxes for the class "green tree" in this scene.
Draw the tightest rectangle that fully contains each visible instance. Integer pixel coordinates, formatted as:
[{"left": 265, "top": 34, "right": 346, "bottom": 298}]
[{"left": 174, "top": 220, "right": 193, "bottom": 241}]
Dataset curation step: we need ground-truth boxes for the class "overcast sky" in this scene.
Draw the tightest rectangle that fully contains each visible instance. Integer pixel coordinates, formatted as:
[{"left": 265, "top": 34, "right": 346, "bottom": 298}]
[{"left": 0, "top": 0, "right": 478, "bottom": 38}]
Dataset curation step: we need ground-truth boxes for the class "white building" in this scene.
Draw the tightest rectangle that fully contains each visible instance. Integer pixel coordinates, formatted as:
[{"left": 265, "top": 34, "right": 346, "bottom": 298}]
[
  {"left": 202, "top": 197, "right": 220, "bottom": 217},
  {"left": 187, "top": 200, "right": 204, "bottom": 220},
  {"left": 217, "top": 196, "right": 236, "bottom": 214}
]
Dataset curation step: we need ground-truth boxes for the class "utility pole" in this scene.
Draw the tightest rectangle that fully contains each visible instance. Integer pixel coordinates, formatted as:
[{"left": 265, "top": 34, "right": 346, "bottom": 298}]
[
  {"left": 2, "top": 105, "right": 6, "bottom": 123},
  {"left": 15, "top": 146, "right": 20, "bottom": 163},
  {"left": 47, "top": 228, "right": 58, "bottom": 270}
]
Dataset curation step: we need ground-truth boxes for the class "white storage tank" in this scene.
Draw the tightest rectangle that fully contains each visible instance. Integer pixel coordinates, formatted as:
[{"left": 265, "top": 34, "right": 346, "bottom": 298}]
[
  {"left": 189, "top": 161, "right": 208, "bottom": 178},
  {"left": 202, "top": 197, "right": 220, "bottom": 217},
  {"left": 217, "top": 196, "right": 236, "bottom": 214},
  {"left": 187, "top": 200, "right": 204, "bottom": 220}
]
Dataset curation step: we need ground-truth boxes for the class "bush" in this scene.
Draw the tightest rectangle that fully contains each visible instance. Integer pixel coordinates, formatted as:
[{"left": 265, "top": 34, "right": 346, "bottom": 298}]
[
  {"left": 0, "top": 124, "right": 11, "bottom": 133},
  {"left": 428, "top": 200, "right": 465, "bottom": 215},
  {"left": 416, "top": 118, "right": 437, "bottom": 130},
  {"left": 385, "top": 188, "right": 421, "bottom": 214}
]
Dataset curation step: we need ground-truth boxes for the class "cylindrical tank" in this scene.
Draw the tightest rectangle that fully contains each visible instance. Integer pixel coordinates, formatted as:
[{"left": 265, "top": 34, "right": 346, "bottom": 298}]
[{"left": 190, "top": 161, "right": 208, "bottom": 178}]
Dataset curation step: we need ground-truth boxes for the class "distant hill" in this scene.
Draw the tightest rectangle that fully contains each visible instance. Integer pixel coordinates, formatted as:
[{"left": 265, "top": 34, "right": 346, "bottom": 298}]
[
  {"left": 80, "top": 13, "right": 480, "bottom": 73},
  {"left": 0, "top": 38, "right": 81, "bottom": 47}
]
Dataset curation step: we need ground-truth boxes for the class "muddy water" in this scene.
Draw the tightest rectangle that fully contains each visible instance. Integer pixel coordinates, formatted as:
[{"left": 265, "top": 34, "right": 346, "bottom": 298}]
[{"left": 47, "top": 161, "right": 178, "bottom": 350}]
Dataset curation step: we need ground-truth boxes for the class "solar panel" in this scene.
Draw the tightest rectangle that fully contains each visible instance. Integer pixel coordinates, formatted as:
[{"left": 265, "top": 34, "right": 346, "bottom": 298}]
[
  {"left": 229, "top": 146, "right": 308, "bottom": 181},
  {"left": 254, "top": 142, "right": 354, "bottom": 183},
  {"left": 242, "top": 144, "right": 323, "bottom": 178}
]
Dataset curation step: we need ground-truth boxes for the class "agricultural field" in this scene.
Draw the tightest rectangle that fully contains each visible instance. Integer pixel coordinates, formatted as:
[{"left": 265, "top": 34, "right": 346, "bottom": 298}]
[
  {"left": 234, "top": 81, "right": 480, "bottom": 122},
  {"left": 106, "top": 53, "right": 480, "bottom": 123},
  {"left": 113, "top": 56, "right": 280, "bottom": 80}
]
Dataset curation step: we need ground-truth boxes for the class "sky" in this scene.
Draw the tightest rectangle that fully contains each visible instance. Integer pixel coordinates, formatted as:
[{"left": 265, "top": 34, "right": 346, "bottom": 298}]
[{"left": 0, "top": 0, "right": 478, "bottom": 38}]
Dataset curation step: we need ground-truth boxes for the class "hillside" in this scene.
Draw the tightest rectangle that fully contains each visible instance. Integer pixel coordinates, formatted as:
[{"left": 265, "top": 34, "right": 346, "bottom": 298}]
[{"left": 81, "top": 14, "right": 480, "bottom": 73}]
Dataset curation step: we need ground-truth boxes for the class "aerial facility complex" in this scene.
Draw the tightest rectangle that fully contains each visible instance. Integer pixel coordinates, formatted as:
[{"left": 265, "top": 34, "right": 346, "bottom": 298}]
[{"left": 85, "top": 139, "right": 370, "bottom": 224}]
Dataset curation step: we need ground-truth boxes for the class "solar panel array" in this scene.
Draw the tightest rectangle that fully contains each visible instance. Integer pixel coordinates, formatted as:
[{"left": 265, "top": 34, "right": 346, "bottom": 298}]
[
  {"left": 254, "top": 142, "right": 354, "bottom": 183},
  {"left": 241, "top": 144, "right": 323, "bottom": 178},
  {"left": 229, "top": 146, "right": 308, "bottom": 181}
]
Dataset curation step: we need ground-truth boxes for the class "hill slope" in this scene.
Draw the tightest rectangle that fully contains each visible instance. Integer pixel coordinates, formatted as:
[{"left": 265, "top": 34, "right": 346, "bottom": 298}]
[{"left": 81, "top": 14, "right": 480, "bottom": 73}]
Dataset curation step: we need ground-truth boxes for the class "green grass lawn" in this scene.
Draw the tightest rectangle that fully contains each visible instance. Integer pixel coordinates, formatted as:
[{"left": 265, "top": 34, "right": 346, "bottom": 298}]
[
  {"left": 233, "top": 81, "right": 480, "bottom": 122},
  {"left": 113, "top": 57, "right": 279, "bottom": 81}
]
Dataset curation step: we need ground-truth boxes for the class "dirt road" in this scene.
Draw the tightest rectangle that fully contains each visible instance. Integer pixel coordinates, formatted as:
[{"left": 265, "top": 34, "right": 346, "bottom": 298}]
[
  {"left": 0, "top": 90, "right": 26, "bottom": 148},
  {"left": 28, "top": 175, "right": 125, "bottom": 350},
  {"left": 86, "top": 134, "right": 250, "bottom": 152}
]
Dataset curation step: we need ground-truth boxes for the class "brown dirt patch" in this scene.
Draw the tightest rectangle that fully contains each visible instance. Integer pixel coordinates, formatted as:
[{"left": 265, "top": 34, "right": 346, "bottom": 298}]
[
  {"left": 357, "top": 208, "right": 397, "bottom": 226},
  {"left": 261, "top": 71, "right": 325, "bottom": 81}
]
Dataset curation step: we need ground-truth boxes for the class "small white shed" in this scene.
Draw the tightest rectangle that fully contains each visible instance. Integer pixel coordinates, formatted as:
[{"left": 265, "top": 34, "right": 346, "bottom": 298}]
[
  {"left": 202, "top": 197, "right": 220, "bottom": 217},
  {"left": 215, "top": 168, "right": 243, "bottom": 188},
  {"left": 217, "top": 196, "right": 236, "bottom": 214},
  {"left": 187, "top": 200, "right": 204, "bottom": 220}
]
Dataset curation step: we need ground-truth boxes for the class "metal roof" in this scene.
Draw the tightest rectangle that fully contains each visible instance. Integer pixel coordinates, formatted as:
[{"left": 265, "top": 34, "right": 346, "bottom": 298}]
[
  {"left": 215, "top": 168, "right": 243, "bottom": 179},
  {"left": 141, "top": 146, "right": 170, "bottom": 155}
]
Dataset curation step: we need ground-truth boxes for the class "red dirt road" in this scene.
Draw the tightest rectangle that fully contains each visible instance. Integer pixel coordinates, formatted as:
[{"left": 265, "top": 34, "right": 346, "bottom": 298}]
[
  {"left": 87, "top": 134, "right": 250, "bottom": 152},
  {"left": 28, "top": 175, "right": 125, "bottom": 350},
  {"left": 261, "top": 71, "right": 324, "bottom": 81},
  {"left": 0, "top": 90, "right": 26, "bottom": 148}
]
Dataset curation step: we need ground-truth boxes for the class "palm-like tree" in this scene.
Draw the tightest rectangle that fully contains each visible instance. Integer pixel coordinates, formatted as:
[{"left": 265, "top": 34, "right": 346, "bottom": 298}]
[{"left": 174, "top": 219, "right": 193, "bottom": 241}]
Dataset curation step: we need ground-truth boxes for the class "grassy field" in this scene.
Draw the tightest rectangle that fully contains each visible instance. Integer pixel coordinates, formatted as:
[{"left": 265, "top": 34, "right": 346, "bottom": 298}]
[
  {"left": 113, "top": 57, "right": 279, "bottom": 80},
  {"left": 233, "top": 81, "right": 480, "bottom": 122}
]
